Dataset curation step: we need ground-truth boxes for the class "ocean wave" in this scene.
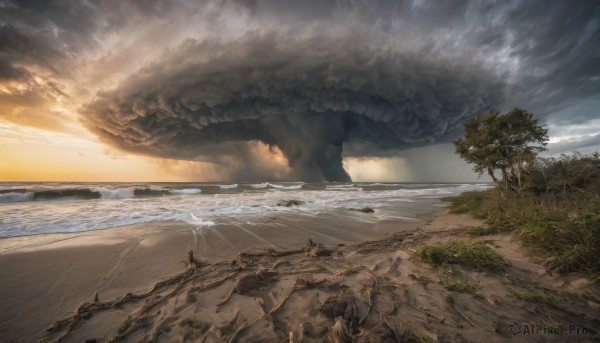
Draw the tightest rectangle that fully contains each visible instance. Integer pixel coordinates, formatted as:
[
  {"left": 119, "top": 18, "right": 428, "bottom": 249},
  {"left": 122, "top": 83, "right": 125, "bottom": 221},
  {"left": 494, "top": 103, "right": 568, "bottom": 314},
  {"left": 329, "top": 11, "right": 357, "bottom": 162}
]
[
  {"left": 0, "top": 188, "right": 29, "bottom": 194},
  {"left": 250, "top": 183, "right": 269, "bottom": 188},
  {"left": 0, "top": 192, "right": 34, "bottom": 203},
  {"left": 0, "top": 182, "right": 490, "bottom": 238},
  {"left": 217, "top": 184, "right": 238, "bottom": 189},
  {"left": 32, "top": 189, "right": 102, "bottom": 200},
  {"left": 0, "top": 187, "right": 176, "bottom": 203},
  {"left": 301, "top": 183, "right": 327, "bottom": 190},
  {"left": 133, "top": 188, "right": 171, "bottom": 197},
  {"left": 170, "top": 188, "right": 202, "bottom": 195},
  {"left": 98, "top": 188, "right": 135, "bottom": 199},
  {"left": 268, "top": 183, "right": 303, "bottom": 190},
  {"left": 325, "top": 184, "right": 356, "bottom": 189}
]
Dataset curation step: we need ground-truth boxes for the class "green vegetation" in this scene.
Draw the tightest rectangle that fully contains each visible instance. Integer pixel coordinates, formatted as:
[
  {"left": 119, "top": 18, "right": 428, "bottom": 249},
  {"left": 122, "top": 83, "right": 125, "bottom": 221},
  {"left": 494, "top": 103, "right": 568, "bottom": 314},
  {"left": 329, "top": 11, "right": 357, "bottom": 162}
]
[
  {"left": 465, "top": 226, "right": 498, "bottom": 237},
  {"left": 523, "top": 151, "right": 600, "bottom": 194},
  {"left": 440, "top": 276, "right": 476, "bottom": 294},
  {"left": 505, "top": 286, "right": 554, "bottom": 305},
  {"left": 417, "top": 240, "right": 505, "bottom": 272},
  {"left": 453, "top": 107, "right": 548, "bottom": 191},
  {"left": 451, "top": 107, "right": 599, "bottom": 275},
  {"left": 444, "top": 191, "right": 488, "bottom": 219},
  {"left": 578, "top": 292, "right": 600, "bottom": 304},
  {"left": 444, "top": 153, "right": 600, "bottom": 274},
  {"left": 401, "top": 326, "right": 428, "bottom": 343},
  {"left": 408, "top": 274, "right": 433, "bottom": 285},
  {"left": 438, "top": 266, "right": 476, "bottom": 293},
  {"left": 409, "top": 264, "right": 477, "bottom": 293}
]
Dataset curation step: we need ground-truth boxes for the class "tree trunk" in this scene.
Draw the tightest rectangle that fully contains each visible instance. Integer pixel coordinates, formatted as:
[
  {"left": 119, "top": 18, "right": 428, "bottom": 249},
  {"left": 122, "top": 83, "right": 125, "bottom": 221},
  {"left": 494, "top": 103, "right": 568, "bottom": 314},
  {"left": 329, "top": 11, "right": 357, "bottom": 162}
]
[
  {"left": 500, "top": 167, "right": 508, "bottom": 190},
  {"left": 514, "top": 163, "right": 523, "bottom": 193},
  {"left": 487, "top": 166, "right": 500, "bottom": 187}
]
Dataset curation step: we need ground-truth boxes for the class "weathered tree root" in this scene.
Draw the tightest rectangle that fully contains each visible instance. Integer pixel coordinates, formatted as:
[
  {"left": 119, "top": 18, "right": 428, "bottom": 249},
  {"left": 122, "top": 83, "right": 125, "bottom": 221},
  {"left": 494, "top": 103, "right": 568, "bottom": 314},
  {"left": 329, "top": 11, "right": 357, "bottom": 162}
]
[
  {"left": 217, "top": 269, "right": 277, "bottom": 308},
  {"left": 42, "top": 238, "right": 453, "bottom": 343},
  {"left": 226, "top": 314, "right": 268, "bottom": 343},
  {"left": 268, "top": 278, "right": 345, "bottom": 317},
  {"left": 110, "top": 271, "right": 243, "bottom": 342},
  {"left": 44, "top": 256, "right": 199, "bottom": 342},
  {"left": 320, "top": 293, "right": 360, "bottom": 342},
  {"left": 42, "top": 243, "right": 307, "bottom": 342}
]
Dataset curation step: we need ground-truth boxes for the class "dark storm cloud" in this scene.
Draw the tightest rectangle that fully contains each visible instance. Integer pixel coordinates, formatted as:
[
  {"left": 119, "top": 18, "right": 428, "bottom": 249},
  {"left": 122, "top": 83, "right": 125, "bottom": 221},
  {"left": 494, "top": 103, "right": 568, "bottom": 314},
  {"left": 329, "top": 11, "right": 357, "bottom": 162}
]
[
  {"left": 0, "top": 0, "right": 189, "bottom": 81},
  {"left": 0, "top": 1, "right": 100, "bottom": 83},
  {"left": 0, "top": 0, "right": 193, "bottom": 130},
  {"left": 83, "top": 28, "right": 505, "bottom": 181},
  {"left": 2, "top": 0, "right": 599, "bottom": 180},
  {"left": 470, "top": 1, "right": 600, "bottom": 115}
]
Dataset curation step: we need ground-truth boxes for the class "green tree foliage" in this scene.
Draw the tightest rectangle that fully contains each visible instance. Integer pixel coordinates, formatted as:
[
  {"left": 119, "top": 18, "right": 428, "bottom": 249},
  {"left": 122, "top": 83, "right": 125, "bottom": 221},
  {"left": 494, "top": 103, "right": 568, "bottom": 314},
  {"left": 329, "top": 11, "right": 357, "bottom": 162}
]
[
  {"left": 524, "top": 152, "right": 600, "bottom": 194},
  {"left": 453, "top": 108, "right": 548, "bottom": 190}
]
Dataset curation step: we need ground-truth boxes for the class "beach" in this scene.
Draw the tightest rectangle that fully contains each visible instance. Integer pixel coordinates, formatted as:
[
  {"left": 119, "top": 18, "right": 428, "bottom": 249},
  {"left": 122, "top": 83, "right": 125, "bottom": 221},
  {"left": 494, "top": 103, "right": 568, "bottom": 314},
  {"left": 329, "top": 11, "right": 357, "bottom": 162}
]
[
  {"left": 1, "top": 183, "right": 598, "bottom": 342},
  {"left": 0, "top": 202, "right": 426, "bottom": 343}
]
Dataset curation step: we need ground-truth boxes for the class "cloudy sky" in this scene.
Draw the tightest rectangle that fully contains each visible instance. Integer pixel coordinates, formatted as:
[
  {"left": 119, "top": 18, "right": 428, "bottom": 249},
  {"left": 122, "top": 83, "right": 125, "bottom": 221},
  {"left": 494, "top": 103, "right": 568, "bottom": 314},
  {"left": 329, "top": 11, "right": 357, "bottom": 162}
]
[{"left": 0, "top": 0, "right": 598, "bottom": 182}]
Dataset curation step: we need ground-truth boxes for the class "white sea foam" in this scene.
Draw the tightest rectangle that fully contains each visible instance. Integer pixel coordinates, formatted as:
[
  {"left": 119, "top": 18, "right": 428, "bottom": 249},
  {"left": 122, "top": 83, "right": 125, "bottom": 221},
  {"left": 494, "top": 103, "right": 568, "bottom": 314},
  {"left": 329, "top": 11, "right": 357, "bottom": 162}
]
[
  {"left": 189, "top": 213, "right": 215, "bottom": 226},
  {"left": 250, "top": 183, "right": 269, "bottom": 188},
  {"left": 363, "top": 183, "right": 404, "bottom": 186},
  {"left": 98, "top": 188, "right": 135, "bottom": 199},
  {"left": 267, "top": 183, "right": 303, "bottom": 189},
  {"left": 171, "top": 188, "right": 202, "bottom": 195},
  {"left": 217, "top": 184, "right": 238, "bottom": 189}
]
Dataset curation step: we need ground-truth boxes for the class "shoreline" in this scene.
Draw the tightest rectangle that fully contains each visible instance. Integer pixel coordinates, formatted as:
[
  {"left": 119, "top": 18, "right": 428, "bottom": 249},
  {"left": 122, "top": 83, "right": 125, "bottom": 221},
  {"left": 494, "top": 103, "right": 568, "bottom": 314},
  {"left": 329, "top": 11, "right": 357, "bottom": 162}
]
[{"left": 1, "top": 206, "right": 598, "bottom": 342}]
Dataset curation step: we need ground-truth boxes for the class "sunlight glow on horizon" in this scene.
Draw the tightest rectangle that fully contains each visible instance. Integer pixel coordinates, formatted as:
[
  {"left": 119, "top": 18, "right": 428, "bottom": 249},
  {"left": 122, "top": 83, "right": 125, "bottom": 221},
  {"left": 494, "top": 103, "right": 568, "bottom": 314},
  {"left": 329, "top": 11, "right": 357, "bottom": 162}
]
[
  {"left": 0, "top": 120, "right": 413, "bottom": 182},
  {"left": 0, "top": 121, "right": 188, "bottom": 182},
  {"left": 1, "top": 121, "right": 407, "bottom": 182}
]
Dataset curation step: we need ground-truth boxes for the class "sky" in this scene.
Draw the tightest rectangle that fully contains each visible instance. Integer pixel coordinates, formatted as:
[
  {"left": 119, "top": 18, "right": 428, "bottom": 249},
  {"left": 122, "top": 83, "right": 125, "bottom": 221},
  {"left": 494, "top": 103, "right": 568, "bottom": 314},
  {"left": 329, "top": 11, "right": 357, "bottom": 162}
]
[{"left": 0, "top": 0, "right": 599, "bottom": 182}]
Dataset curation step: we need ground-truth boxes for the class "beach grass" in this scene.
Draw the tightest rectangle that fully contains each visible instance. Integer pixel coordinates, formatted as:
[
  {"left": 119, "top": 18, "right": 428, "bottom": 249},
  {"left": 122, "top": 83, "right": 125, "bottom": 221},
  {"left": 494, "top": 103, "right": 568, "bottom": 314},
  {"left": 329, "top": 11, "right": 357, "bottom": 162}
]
[
  {"left": 442, "top": 153, "right": 600, "bottom": 274},
  {"left": 465, "top": 226, "right": 498, "bottom": 237},
  {"left": 444, "top": 188, "right": 600, "bottom": 273},
  {"left": 503, "top": 284, "right": 555, "bottom": 305},
  {"left": 417, "top": 240, "right": 505, "bottom": 272},
  {"left": 440, "top": 276, "right": 476, "bottom": 294},
  {"left": 409, "top": 274, "right": 433, "bottom": 285}
]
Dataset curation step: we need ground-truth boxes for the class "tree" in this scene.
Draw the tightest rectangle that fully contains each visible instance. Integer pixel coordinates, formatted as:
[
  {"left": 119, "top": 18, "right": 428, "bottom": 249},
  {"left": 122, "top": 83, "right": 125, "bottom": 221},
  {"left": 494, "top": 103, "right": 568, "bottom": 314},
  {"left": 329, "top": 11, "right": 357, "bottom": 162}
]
[{"left": 453, "top": 108, "right": 548, "bottom": 191}]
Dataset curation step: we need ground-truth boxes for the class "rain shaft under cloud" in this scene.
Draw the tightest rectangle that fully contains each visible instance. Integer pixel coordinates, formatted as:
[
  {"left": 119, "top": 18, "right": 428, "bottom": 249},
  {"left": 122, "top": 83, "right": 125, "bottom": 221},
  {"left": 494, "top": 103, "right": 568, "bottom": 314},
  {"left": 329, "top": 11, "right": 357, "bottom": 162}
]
[{"left": 83, "top": 28, "right": 505, "bottom": 181}]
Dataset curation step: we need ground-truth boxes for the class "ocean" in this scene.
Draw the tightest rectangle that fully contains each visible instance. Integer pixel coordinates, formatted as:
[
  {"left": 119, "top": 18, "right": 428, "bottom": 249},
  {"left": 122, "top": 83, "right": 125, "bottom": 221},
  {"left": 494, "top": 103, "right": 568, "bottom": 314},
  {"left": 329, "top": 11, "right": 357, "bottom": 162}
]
[{"left": 0, "top": 182, "right": 491, "bottom": 238}]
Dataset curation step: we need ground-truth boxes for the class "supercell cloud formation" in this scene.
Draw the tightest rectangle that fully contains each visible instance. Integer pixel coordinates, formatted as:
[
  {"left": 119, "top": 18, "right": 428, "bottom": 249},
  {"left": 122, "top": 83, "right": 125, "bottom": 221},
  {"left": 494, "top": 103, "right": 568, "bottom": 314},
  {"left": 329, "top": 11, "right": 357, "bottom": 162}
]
[
  {"left": 2, "top": 1, "right": 600, "bottom": 181},
  {"left": 83, "top": 27, "right": 505, "bottom": 181}
]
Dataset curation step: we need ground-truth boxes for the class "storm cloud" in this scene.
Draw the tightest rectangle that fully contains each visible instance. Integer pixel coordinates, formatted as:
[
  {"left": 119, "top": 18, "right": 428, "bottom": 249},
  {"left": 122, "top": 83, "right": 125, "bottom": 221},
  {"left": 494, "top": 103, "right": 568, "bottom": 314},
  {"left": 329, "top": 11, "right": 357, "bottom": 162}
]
[
  {"left": 83, "top": 27, "right": 505, "bottom": 181},
  {"left": 2, "top": 0, "right": 599, "bottom": 181}
]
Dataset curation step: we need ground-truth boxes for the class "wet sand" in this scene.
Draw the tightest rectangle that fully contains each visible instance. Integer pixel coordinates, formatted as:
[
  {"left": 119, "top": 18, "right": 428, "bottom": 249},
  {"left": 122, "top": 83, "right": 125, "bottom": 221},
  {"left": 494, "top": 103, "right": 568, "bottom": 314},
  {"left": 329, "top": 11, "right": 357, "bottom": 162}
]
[{"left": 1, "top": 206, "right": 598, "bottom": 342}]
